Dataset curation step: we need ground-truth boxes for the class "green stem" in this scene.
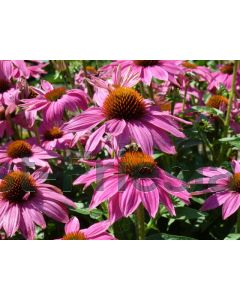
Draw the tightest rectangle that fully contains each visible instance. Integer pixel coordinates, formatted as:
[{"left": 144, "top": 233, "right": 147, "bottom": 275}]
[
  {"left": 182, "top": 82, "right": 189, "bottom": 112},
  {"left": 219, "top": 60, "right": 239, "bottom": 162},
  {"left": 139, "top": 82, "right": 147, "bottom": 98},
  {"left": 33, "top": 123, "right": 41, "bottom": 145},
  {"left": 147, "top": 85, "right": 154, "bottom": 100},
  {"left": 82, "top": 60, "right": 94, "bottom": 98},
  {"left": 236, "top": 210, "right": 240, "bottom": 233},
  {"left": 223, "top": 60, "right": 239, "bottom": 137},
  {"left": 135, "top": 204, "right": 145, "bottom": 240}
]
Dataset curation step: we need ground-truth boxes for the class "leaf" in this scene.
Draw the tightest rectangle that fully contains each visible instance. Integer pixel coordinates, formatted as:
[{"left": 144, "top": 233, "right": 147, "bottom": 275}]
[
  {"left": 224, "top": 233, "right": 240, "bottom": 240},
  {"left": 175, "top": 207, "right": 207, "bottom": 220},
  {"left": 146, "top": 233, "right": 195, "bottom": 240},
  {"left": 70, "top": 203, "right": 90, "bottom": 215},
  {"left": 113, "top": 218, "right": 136, "bottom": 240},
  {"left": 191, "top": 105, "right": 224, "bottom": 116}
]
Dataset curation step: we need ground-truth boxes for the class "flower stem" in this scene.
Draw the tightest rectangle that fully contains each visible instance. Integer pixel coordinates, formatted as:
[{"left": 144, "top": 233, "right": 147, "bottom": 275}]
[
  {"left": 147, "top": 85, "right": 154, "bottom": 100},
  {"left": 34, "top": 123, "right": 41, "bottom": 145},
  {"left": 182, "top": 82, "right": 189, "bottom": 112},
  {"left": 219, "top": 60, "right": 238, "bottom": 162},
  {"left": 135, "top": 204, "right": 145, "bottom": 240},
  {"left": 223, "top": 60, "right": 239, "bottom": 137},
  {"left": 236, "top": 210, "right": 240, "bottom": 234}
]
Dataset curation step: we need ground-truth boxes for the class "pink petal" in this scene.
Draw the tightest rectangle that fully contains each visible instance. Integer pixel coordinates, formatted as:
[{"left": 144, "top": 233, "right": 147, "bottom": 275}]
[
  {"left": 159, "top": 188, "right": 176, "bottom": 216},
  {"left": 201, "top": 191, "right": 233, "bottom": 211},
  {"left": 3, "top": 204, "right": 20, "bottom": 237},
  {"left": 109, "top": 193, "right": 123, "bottom": 223},
  {"left": 90, "top": 174, "right": 127, "bottom": 209},
  {"left": 65, "top": 217, "right": 80, "bottom": 234},
  {"left": 128, "top": 121, "right": 153, "bottom": 154},
  {"left": 106, "top": 119, "right": 126, "bottom": 136},
  {"left": 85, "top": 124, "right": 106, "bottom": 154},
  {"left": 120, "top": 180, "right": 141, "bottom": 217},
  {"left": 138, "top": 178, "right": 159, "bottom": 217},
  {"left": 83, "top": 220, "right": 110, "bottom": 238},
  {"left": 222, "top": 193, "right": 240, "bottom": 219}
]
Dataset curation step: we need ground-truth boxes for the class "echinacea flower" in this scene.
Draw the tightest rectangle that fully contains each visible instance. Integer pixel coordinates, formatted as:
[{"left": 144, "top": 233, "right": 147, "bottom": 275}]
[
  {"left": 180, "top": 61, "right": 211, "bottom": 82},
  {"left": 101, "top": 60, "right": 181, "bottom": 85},
  {"left": 73, "top": 151, "right": 191, "bottom": 222},
  {"left": 209, "top": 63, "right": 240, "bottom": 91},
  {"left": 21, "top": 80, "right": 89, "bottom": 121},
  {"left": 36, "top": 120, "right": 74, "bottom": 150},
  {"left": 189, "top": 160, "right": 240, "bottom": 219},
  {"left": 206, "top": 95, "right": 228, "bottom": 111},
  {"left": 0, "top": 140, "right": 59, "bottom": 170},
  {"left": 61, "top": 217, "right": 115, "bottom": 240},
  {"left": 64, "top": 84, "right": 191, "bottom": 155},
  {"left": 0, "top": 167, "right": 76, "bottom": 239}
]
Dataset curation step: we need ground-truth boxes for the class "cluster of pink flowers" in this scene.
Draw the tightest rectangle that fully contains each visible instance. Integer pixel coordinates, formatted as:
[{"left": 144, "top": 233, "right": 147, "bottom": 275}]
[{"left": 1, "top": 59, "right": 240, "bottom": 240}]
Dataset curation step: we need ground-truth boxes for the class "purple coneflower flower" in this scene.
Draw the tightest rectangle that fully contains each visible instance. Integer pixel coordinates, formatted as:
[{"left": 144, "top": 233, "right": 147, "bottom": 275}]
[
  {"left": 190, "top": 160, "right": 240, "bottom": 219},
  {"left": 0, "top": 167, "right": 76, "bottom": 239},
  {"left": 61, "top": 217, "right": 115, "bottom": 240},
  {"left": 21, "top": 80, "right": 89, "bottom": 121},
  {"left": 73, "top": 151, "right": 191, "bottom": 222}
]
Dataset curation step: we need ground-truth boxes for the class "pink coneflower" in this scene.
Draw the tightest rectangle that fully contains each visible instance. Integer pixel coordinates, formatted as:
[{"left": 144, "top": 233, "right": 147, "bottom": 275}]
[
  {"left": 74, "top": 151, "right": 191, "bottom": 222},
  {"left": 0, "top": 140, "right": 59, "bottom": 170},
  {"left": 61, "top": 217, "right": 115, "bottom": 240},
  {"left": 189, "top": 160, "right": 240, "bottom": 219},
  {"left": 37, "top": 120, "right": 74, "bottom": 150},
  {"left": 64, "top": 83, "right": 191, "bottom": 156},
  {"left": 0, "top": 167, "right": 76, "bottom": 239},
  {"left": 209, "top": 63, "right": 240, "bottom": 91},
  {"left": 101, "top": 60, "right": 181, "bottom": 85},
  {"left": 21, "top": 80, "right": 89, "bottom": 121},
  {"left": 205, "top": 95, "right": 229, "bottom": 111},
  {"left": 180, "top": 61, "right": 211, "bottom": 82}
]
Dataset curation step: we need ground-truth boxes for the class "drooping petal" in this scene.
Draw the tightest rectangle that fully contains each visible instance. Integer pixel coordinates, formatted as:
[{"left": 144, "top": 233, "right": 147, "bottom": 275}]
[
  {"left": 128, "top": 121, "right": 153, "bottom": 154},
  {"left": 90, "top": 174, "right": 127, "bottom": 209},
  {"left": 138, "top": 178, "right": 159, "bottom": 217},
  {"left": 109, "top": 193, "right": 123, "bottom": 223},
  {"left": 3, "top": 204, "right": 20, "bottom": 237},
  {"left": 222, "top": 193, "right": 240, "bottom": 219},
  {"left": 201, "top": 191, "right": 232, "bottom": 211},
  {"left": 119, "top": 180, "right": 141, "bottom": 217}
]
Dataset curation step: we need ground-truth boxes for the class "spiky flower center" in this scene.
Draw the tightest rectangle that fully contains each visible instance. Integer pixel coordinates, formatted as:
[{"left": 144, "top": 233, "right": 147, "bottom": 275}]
[
  {"left": 182, "top": 61, "right": 197, "bottom": 69},
  {"left": 62, "top": 231, "right": 86, "bottom": 240},
  {"left": 120, "top": 151, "right": 157, "bottom": 178},
  {"left": 103, "top": 87, "right": 146, "bottom": 120},
  {"left": 133, "top": 60, "right": 159, "bottom": 67},
  {"left": 0, "top": 79, "right": 11, "bottom": 93},
  {"left": 0, "top": 107, "right": 5, "bottom": 120},
  {"left": 230, "top": 173, "right": 240, "bottom": 192},
  {"left": 220, "top": 64, "right": 233, "bottom": 75},
  {"left": 7, "top": 140, "right": 33, "bottom": 158},
  {"left": 0, "top": 171, "right": 36, "bottom": 203},
  {"left": 44, "top": 127, "right": 63, "bottom": 141},
  {"left": 206, "top": 95, "right": 228, "bottom": 109},
  {"left": 86, "top": 66, "right": 98, "bottom": 74},
  {"left": 45, "top": 87, "right": 66, "bottom": 101}
]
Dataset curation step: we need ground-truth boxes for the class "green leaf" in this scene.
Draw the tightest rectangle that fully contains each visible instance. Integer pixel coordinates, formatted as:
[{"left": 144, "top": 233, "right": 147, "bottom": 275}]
[
  {"left": 175, "top": 207, "right": 207, "bottom": 220},
  {"left": 191, "top": 105, "right": 224, "bottom": 116},
  {"left": 224, "top": 233, "right": 240, "bottom": 240},
  {"left": 146, "top": 233, "right": 195, "bottom": 240}
]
